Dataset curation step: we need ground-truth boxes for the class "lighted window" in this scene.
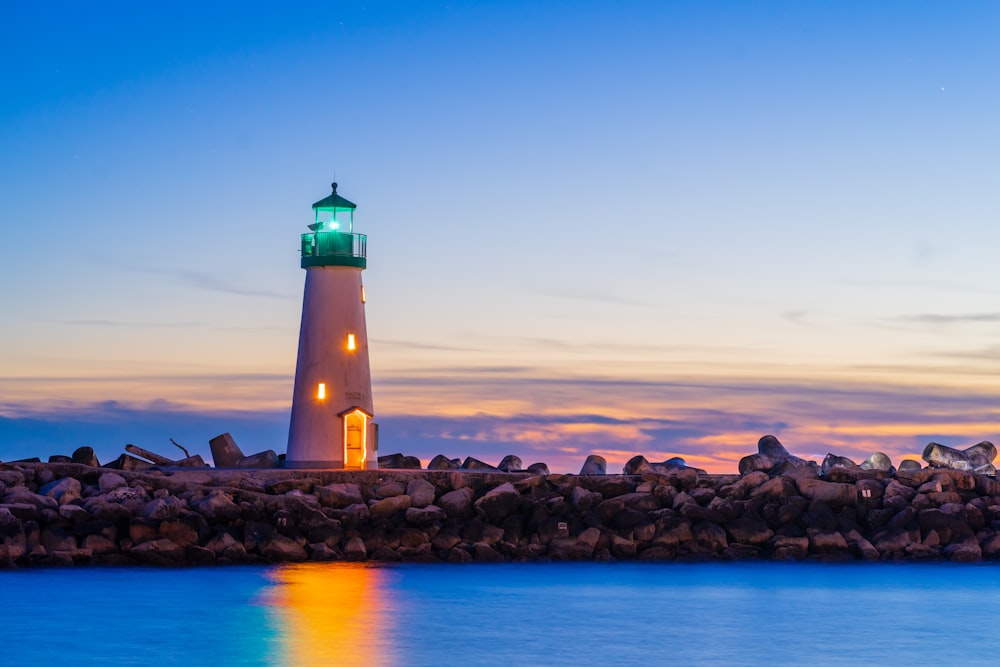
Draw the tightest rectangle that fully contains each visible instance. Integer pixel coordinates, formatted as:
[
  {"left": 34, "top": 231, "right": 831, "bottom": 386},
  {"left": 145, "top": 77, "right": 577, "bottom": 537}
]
[
  {"left": 316, "top": 382, "right": 327, "bottom": 400},
  {"left": 361, "top": 285, "right": 366, "bottom": 303},
  {"left": 346, "top": 333, "right": 356, "bottom": 351}
]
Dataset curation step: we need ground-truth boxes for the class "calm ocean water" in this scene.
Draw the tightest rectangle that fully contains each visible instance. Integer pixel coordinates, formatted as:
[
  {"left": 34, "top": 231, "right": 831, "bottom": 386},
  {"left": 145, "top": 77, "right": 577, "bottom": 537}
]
[{"left": 1, "top": 562, "right": 999, "bottom": 666}]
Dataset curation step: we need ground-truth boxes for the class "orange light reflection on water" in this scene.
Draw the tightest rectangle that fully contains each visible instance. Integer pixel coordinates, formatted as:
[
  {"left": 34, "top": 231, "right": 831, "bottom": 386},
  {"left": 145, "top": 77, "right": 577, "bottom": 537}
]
[{"left": 263, "top": 563, "right": 395, "bottom": 667}]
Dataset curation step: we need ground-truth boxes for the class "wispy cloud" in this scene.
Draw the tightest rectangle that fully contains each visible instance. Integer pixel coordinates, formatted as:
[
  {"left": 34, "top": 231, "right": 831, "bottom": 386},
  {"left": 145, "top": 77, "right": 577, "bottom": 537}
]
[{"left": 894, "top": 313, "right": 1000, "bottom": 325}]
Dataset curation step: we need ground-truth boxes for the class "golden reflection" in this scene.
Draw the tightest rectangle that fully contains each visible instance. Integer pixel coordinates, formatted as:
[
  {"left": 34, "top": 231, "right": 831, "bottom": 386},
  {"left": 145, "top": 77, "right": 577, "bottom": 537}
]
[{"left": 265, "top": 563, "right": 392, "bottom": 667}]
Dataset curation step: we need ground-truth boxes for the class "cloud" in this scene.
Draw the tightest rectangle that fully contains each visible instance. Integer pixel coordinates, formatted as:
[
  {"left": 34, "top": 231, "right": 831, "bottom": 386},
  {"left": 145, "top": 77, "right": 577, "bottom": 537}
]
[
  {"left": 2, "top": 368, "right": 999, "bottom": 474},
  {"left": 894, "top": 313, "right": 1000, "bottom": 325}
]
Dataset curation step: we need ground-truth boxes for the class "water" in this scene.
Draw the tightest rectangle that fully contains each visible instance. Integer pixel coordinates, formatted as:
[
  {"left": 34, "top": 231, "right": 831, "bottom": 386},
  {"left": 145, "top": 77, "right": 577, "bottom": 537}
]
[{"left": 1, "top": 562, "right": 999, "bottom": 666}]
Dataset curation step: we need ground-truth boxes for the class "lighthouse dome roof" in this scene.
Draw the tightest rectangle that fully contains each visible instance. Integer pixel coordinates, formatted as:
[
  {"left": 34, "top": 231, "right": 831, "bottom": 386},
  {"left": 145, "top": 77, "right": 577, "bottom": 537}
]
[{"left": 312, "top": 182, "right": 357, "bottom": 211}]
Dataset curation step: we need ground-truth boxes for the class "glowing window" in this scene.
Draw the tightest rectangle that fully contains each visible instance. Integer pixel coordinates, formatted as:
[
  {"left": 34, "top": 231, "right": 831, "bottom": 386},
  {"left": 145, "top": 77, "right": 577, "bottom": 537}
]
[
  {"left": 316, "top": 382, "right": 327, "bottom": 400},
  {"left": 361, "top": 285, "right": 366, "bottom": 303},
  {"left": 346, "top": 333, "right": 356, "bottom": 351}
]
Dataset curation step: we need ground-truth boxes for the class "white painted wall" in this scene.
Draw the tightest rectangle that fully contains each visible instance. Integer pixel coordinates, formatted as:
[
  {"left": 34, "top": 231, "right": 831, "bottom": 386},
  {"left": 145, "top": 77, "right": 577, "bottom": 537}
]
[{"left": 286, "top": 265, "right": 377, "bottom": 468}]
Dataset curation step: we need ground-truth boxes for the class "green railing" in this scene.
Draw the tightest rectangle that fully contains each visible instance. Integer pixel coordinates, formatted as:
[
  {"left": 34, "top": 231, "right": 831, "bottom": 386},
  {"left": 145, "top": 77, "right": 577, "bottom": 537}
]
[{"left": 301, "top": 232, "right": 367, "bottom": 268}]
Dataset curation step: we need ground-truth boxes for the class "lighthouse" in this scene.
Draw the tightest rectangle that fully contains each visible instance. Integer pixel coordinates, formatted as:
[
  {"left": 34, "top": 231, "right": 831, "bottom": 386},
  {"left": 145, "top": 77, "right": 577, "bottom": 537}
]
[{"left": 286, "top": 183, "right": 377, "bottom": 469}]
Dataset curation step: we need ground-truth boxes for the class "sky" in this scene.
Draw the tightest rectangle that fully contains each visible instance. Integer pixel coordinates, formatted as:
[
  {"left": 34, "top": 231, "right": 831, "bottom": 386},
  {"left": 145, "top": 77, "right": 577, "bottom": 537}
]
[{"left": 3, "top": 1, "right": 1000, "bottom": 473}]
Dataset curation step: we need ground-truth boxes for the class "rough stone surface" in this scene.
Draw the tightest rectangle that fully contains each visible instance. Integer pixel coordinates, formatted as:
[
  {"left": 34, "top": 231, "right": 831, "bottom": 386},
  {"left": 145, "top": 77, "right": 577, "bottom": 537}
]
[
  {"left": 71, "top": 447, "right": 100, "bottom": 467},
  {"left": 209, "top": 432, "right": 246, "bottom": 468},
  {"left": 378, "top": 453, "right": 422, "bottom": 470},
  {"left": 497, "top": 455, "right": 523, "bottom": 473},
  {"left": 579, "top": 455, "right": 607, "bottom": 476}
]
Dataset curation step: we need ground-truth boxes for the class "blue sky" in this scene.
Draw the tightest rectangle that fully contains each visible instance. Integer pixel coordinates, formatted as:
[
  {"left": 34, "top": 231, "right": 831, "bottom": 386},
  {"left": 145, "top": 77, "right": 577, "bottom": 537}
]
[{"left": 3, "top": 1, "right": 1000, "bottom": 471}]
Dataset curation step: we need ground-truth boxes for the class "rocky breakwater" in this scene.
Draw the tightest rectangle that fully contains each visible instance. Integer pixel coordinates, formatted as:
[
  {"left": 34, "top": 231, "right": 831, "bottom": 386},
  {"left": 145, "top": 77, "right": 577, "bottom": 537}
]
[{"left": 4, "top": 435, "right": 1000, "bottom": 567}]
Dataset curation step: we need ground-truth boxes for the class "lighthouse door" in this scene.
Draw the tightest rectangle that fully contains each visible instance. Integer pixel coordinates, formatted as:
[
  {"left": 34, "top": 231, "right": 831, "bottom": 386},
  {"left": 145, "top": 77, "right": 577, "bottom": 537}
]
[{"left": 344, "top": 411, "right": 366, "bottom": 468}]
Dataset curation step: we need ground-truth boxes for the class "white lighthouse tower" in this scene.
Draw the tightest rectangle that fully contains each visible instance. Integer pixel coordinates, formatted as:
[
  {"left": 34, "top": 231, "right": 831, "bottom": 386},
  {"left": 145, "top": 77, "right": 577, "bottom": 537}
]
[{"left": 286, "top": 183, "right": 377, "bottom": 469}]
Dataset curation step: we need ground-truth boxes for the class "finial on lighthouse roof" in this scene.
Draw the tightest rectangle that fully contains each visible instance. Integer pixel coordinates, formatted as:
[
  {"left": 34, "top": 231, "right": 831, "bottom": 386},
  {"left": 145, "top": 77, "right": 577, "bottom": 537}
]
[{"left": 312, "top": 182, "right": 356, "bottom": 211}]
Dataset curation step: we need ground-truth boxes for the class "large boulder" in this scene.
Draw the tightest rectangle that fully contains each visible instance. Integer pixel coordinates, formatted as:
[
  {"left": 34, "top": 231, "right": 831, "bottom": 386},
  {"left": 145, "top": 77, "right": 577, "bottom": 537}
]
[
  {"left": 438, "top": 487, "right": 476, "bottom": 518},
  {"left": 235, "top": 450, "right": 278, "bottom": 469},
  {"left": 71, "top": 446, "right": 100, "bottom": 467},
  {"left": 461, "top": 457, "right": 497, "bottom": 471},
  {"left": 497, "top": 455, "right": 523, "bottom": 472},
  {"left": 427, "top": 455, "right": 461, "bottom": 470},
  {"left": 579, "top": 455, "right": 607, "bottom": 476},
  {"left": 526, "top": 462, "right": 550, "bottom": 475},
  {"left": 739, "top": 435, "right": 812, "bottom": 476},
  {"left": 861, "top": 452, "right": 894, "bottom": 473},
  {"left": 379, "top": 453, "right": 422, "bottom": 469},
  {"left": 39, "top": 478, "right": 82, "bottom": 505},
  {"left": 921, "top": 441, "right": 995, "bottom": 472},
  {"left": 474, "top": 483, "right": 522, "bottom": 521},
  {"left": 623, "top": 455, "right": 652, "bottom": 475},
  {"left": 795, "top": 478, "right": 857, "bottom": 505},
  {"left": 316, "top": 482, "right": 364, "bottom": 508},
  {"left": 209, "top": 433, "right": 246, "bottom": 468},
  {"left": 406, "top": 479, "right": 437, "bottom": 508},
  {"left": 820, "top": 454, "right": 858, "bottom": 477},
  {"left": 190, "top": 490, "right": 241, "bottom": 522},
  {"left": 98, "top": 472, "right": 128, "bottom": 493}
]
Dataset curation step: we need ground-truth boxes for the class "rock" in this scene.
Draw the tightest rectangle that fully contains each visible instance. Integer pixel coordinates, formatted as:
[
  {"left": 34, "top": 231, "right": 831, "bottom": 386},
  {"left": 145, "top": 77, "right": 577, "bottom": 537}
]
[
  {"left": 474, "top": 483, "right": 521, "bottom": 521},
  {"left": 370, "top": 495, "right": 412, "bottom": 518},
  {"left": 209, "top": 432, "right": 246, "bottom": 468},
  {"left": 262, "top": 536, "right": 308, "bottom": 562},
  {"left": 236, "top": 450, "right": 278, "bottom": 469},
  {"left": 3, "top": 487, "right": 58, "bottom": 510},
  {"left": 105, "top": 454, "right": 153, "bottom": 471},
  {"left": 344, "top": 536, "right": 367, "bottom": 561},
  {"left": 526, "top": 462, "right": 550, "bottom": 475},
  {"left": 39, "top": 478, "right": 82, "bottom": 505},
  {"left": 0, "top": 470, "right": 25, "bottom": 487},
  {"left": 81, "top": 534, "right": 118, "bottom": 555},
  {"left": 58, "top": 504, "right": 90, "bottom": 521},
  {"left": 570, "top": 486, "right": 602, "bottom": 512},
  {"left": 190, "top": 490, "right": 241, "bottom": 522},
  {"left": 159, "top": 520, "right": 199, "bottom": 547},
  {"left": 406, "top": 479, "right": 437, "bottom": 508},
  {"left": 738, "top": 454, "right": 781, "bottom": 475},
  {"left": 48, "top": 455, "right": 72, "bottom": 464},
  {"left": 623, "top": 455, "right": 652, "bottom": 475},
  {"left": 96, "top": 472, "right": 126, "bottom": 493},
  {"left": 964, "top": 441, "right": 997, "bottom": 467},
  {"left": 861, "top": 452, "right": 894, "bottom": 473},
  {"left": 129, "top": 538, "right": 186, "bottom": 565},
  {"left": 821, "top": 454, "right": 858, "bottom": 476},
  {"left": 795, "top": 478, "right": 857, "bottom": 505},
  {"left": 693, "top": 521, "right": 728, "bottom": 553},
  {"left": 898, "top": 459, "right": 922, "bottom": 471},
  {"left": 497, "top": 455, "right": 523, "bottom": 472},
  {"left": 461, "top": 457, "right": 497, "bottom": 471},
  {"left": 267, "top": 478, "right": 319, "bottom": 495},
  {"left": 727, "top": 518, "right": 773, "bottom": 546},
  {"left": 579, "top": 455, "right": 607, "bottom": 476},
  {"left": 427, "top": 455, "right": 461, "bottom": 470},
  {"left": 204, "top": 532, "right": 248, "bottom": 560},
  {"left": 172, "top": 455, "right": 208, "bottom": 468},
  {"left": 72, "top": 446, "right": 100, "bottom": 467},
  {"left": 808, "top": 530, "right": 849, "bottom": 555},
  {"left": 758, "top": 435, "right": 791, "bottom": 460},
  {"left": 379, "top": 453, "right": 422, "bottom": 469},
  {"left": 374, "top": 481, "right": 406, "bottom": 499},
  {"left": 317, "top": 483, "right": 364, "bottom": 508},
  {"left": 923, "top": 442, "right": 972, "bottom": 470},
  {"left": 405, "top": 505, "right": 447, "bottom": 525},
  {"left": 438, "top": 487, "right": 476, "bottom": 518},
  {"left": 142, "top": 497, "right": 186, "bottom": 520}
]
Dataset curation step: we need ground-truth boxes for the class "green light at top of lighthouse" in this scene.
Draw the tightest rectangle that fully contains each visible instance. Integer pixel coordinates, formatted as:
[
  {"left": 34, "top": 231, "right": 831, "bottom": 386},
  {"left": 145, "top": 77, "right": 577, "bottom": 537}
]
[{"left": 301, "top": 182, "right": 367, "bottom": 269}]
